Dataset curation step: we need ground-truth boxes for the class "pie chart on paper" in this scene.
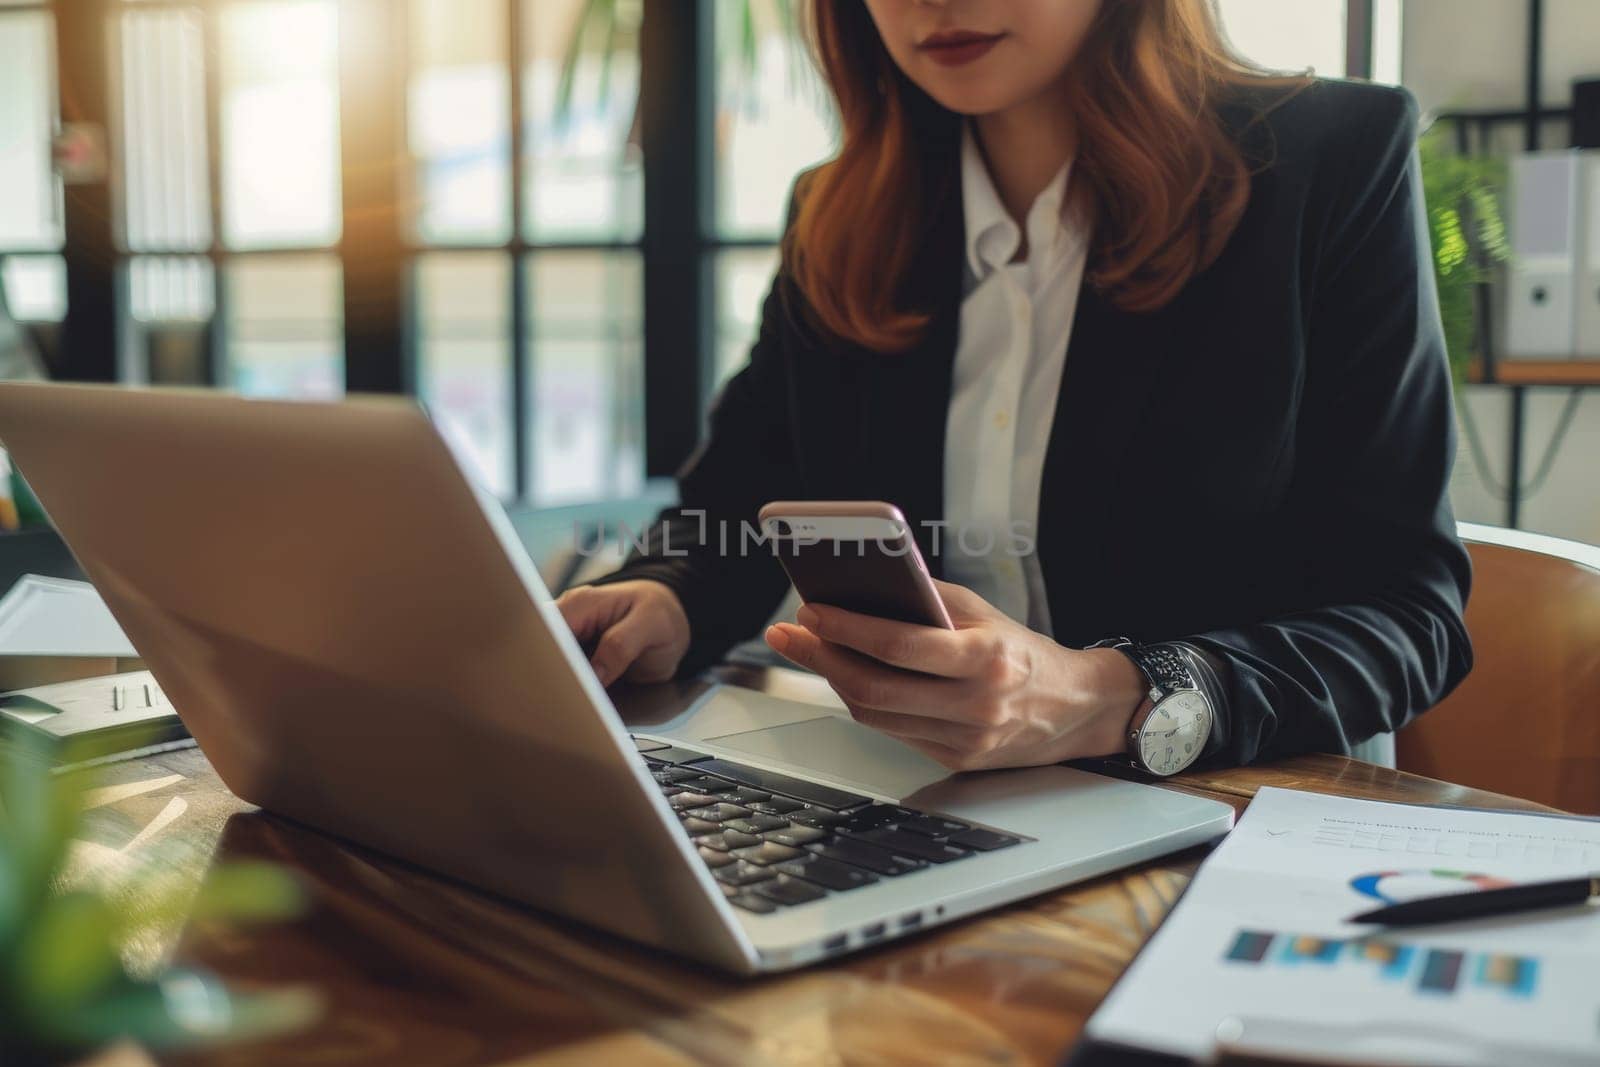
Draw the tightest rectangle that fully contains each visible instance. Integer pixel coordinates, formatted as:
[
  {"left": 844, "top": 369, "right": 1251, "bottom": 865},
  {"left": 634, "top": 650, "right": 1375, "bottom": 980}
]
[{"left": 1349, "top": 869, "right": 1516, "bottom": 905}]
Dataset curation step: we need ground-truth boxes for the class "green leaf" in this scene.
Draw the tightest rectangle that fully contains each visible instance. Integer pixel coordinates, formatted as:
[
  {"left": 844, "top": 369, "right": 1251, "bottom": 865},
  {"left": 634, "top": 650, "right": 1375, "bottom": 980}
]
[
  {"left": 740, "top": 0, "right": 757, "bottom": 74},
  {"left": 72, "top": 970, "right": 319, "bottom": 1050},
  {"left": 1468, "top": 183, "right": 1510, "bottom": 262},
  {"left": 189, "top": 862, "right": 305, "bottom": 924},
  {"left": 775, "top": 0, "right": 798, "bottom": 41},
  {"left": 597, "top": 0, "right": 620, "bottom": 112},
  {"left": 53, "top": 973, "right": 189, "bottom": 1049},
  {"left": 1432, "top": 205, "right": 1468, "bottom": 273},
  {"left": 0, "top": 742, "right": 89, "bottom": 963},
  {"left": 12, "top": 891, "right": 121, "bottom": 1017},
  {"left": 555, "top": 0, "right": 613, "bottom": 130},
  {"left": 1417, "top": 123, "right": 1509, "bottom": 381},
  {"left": 0, "top": 823, "right": 26, "bottom": 947}
]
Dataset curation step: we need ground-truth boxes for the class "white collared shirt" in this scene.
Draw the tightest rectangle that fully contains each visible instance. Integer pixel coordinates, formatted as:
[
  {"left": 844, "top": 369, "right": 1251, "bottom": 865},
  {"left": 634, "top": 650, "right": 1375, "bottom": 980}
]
[{"left": 942, "top": 123, "right": 1089, "bottom": 636}]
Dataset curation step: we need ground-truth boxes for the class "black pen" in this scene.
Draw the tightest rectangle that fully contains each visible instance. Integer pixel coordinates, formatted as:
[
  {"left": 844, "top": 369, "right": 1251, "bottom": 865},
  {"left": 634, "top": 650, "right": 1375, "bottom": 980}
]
[{"left": 1348, "top": 873, "right": 1600, "bottom": 927}]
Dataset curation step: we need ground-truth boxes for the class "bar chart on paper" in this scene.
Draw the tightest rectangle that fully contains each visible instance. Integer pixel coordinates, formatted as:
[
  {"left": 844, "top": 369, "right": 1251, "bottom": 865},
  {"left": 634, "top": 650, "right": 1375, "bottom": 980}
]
[{"left": 1223, "top": 929, "right": 1541, "bottom": 997}]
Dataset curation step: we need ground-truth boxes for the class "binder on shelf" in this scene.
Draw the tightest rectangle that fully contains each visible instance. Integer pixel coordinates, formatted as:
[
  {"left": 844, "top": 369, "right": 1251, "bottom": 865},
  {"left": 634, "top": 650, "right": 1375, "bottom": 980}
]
[
  {"left": 1578, "top": 152, "right": 1600, "bottom": 358},
  {"left": 1504, "top": 151, "right": 1579, "bottom": 360}
]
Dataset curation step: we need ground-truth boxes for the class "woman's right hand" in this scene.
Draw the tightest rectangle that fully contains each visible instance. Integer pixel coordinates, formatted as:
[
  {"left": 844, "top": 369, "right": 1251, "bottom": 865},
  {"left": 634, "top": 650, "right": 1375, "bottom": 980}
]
[{"left": 555, "top": 579, "right": 691, "bottom": 687}]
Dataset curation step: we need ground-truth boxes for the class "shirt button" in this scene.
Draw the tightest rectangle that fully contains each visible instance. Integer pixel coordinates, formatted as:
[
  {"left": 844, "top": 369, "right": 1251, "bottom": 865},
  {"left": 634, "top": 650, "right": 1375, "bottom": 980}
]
[{"left": 994, "top": 409, "right": 1011, "bottom": 430}]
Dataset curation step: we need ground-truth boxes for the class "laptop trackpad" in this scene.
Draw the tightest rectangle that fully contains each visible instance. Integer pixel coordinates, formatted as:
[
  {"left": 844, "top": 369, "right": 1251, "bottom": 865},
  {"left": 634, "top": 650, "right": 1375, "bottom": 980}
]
[{"left": 703, "top": 714, "right": 951, "bottom": 800}]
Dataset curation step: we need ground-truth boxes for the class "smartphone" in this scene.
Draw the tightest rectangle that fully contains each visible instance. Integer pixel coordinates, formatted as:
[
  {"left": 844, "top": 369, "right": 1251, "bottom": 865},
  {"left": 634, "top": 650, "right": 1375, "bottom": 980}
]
[{"left": 758, "top": 501, "right": 953, "bottom": 629}]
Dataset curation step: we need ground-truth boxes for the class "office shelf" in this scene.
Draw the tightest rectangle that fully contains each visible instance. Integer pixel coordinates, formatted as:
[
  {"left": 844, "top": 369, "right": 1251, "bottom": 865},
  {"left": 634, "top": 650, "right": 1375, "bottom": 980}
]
[{"left": 1469, "top": 360, "right": 1600, "bottom": 386}]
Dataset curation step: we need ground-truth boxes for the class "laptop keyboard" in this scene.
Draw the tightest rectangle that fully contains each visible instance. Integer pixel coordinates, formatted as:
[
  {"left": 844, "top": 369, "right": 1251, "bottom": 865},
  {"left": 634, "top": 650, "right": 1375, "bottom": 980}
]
[{"left": 634, "top": 737, "right": 1026, "bottom": 916}]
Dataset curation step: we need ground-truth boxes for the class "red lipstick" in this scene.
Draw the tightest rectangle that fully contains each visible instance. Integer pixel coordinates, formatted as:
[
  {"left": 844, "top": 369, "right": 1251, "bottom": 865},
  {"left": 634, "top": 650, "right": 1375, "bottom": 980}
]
[{"left": 917, "top": 29, "right": 1005, "bottom": 67}]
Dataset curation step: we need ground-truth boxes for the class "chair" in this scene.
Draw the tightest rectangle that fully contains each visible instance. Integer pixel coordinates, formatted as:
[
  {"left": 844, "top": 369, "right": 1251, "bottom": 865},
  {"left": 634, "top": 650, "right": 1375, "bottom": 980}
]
[{"left": 1395, "top": 522, "right": 1600, "bottom": 814}]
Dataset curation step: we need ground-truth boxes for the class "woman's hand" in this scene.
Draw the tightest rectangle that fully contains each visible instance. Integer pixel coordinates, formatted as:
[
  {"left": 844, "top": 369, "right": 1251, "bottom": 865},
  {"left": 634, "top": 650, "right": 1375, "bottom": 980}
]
[
  {"left": 556, "top": 580, "right": 691, "bottom": 687},
  {"left": 763, "top": 580, "right": 1147, "bottom": 772}
]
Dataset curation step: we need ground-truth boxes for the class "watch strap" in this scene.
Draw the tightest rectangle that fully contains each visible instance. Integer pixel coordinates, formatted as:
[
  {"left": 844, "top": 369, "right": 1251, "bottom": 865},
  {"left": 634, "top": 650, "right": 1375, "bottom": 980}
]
[
  {"left": 1085, "top": 636, "right": 1197, "bottom": 699},
  {"left": 1127, "top": 644, "right": 1197, "bottom": 699}
]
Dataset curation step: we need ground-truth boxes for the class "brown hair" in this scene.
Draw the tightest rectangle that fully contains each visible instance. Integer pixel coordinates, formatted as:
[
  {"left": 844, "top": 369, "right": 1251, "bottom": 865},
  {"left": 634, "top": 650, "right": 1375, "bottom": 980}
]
[{"left": 786, "top": 0, "right": 1290, "bottom": 351}]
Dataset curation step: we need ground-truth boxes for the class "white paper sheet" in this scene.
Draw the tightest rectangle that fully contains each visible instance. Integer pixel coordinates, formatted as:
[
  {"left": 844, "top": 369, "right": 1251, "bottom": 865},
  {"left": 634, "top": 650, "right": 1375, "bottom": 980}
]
[
  {"left": 1088, "top": 786, "right": 1600, "bottom": 1065},
  {"left": 0, "top": 574, "right": 137, "bottom": 657}
]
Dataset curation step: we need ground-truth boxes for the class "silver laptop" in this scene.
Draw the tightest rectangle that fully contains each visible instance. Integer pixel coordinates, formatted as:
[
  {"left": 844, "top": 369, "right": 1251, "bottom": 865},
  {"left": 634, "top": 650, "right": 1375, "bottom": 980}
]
[{"left": 0, "top": 383, "right": 1234, "bottom": 974}]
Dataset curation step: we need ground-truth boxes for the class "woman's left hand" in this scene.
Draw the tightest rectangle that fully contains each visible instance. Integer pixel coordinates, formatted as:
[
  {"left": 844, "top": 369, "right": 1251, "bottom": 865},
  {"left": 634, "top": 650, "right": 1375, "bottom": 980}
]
[{"left": 763, "top": 580, "right": 1148, "bottom": 772}]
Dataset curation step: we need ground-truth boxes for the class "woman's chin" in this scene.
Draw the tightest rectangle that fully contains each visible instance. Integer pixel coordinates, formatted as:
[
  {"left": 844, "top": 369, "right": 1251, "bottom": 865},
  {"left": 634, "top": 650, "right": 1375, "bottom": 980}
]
[
  {"left": 920, "top": 84, "right": 1031, "bottom": 117},
  {"left": 909, "top": 70, "right": 1055, "bottom": 118}
]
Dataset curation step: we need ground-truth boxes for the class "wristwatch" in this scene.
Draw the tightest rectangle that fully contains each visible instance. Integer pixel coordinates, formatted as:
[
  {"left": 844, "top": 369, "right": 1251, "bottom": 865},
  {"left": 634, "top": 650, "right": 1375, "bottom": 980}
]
[{"left": 1088, "top": 638, "right": 1215, "bottom": 777}]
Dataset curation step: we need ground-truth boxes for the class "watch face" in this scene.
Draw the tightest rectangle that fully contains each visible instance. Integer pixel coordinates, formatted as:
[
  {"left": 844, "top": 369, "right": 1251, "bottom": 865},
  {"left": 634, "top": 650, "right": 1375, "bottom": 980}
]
[{"left": 1137, "top": 690, "right": 1210, "bottom": 776}]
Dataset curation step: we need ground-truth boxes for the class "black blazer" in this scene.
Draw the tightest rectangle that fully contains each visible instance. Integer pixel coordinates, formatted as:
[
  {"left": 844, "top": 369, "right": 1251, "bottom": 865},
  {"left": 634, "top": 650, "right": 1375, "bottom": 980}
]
[{"left": 599, "top": 78, "right": 1473, "bottom": 766}]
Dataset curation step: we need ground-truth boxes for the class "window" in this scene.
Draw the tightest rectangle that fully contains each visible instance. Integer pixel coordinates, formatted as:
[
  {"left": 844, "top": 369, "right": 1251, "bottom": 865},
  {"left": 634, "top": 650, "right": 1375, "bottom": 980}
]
[
  {"left": 709, "top": 2, "right": 837, "bottom": 387},
  {"left": 416, "top": 253, "right": 513, "bottom": 495},
  {"left": 1, "top": 255, "right": 65, "bottom": 323},
  {"left": 409, "top": 0, "right": 646, "bottom": 500},
  {"left": 217, "top": 0, "right": 341, "bottom": 249},
  {"left": 119, "top": 4, "right": 209, "bottom": 253},
  {"left": 712, "top": 247, "right": 778, "bottom": 389},
  {"left": 95, "top": 0, "right": 650, "bottom": 498},
  {"left": 523, "top": 0, "right": 642, "bottom": 242},
  {"left": 713, "top": 3, "right": 835, "bottom": 240},
  {"left": 0, "top": 3, "right": 64, "bottom": 324},
  {"left": 1213, "top": 0, "right": 1402, "bottom": 83},
  {"left": 1215, "top": 0, "right": 1348, "bottom": 76},
  {"left": 409, "top": 0, "right": 511, "bottom": 245},
  {"left": 527, "top": 251, "right": 643, "bottom": 503},
  {"left": 114, "top": 0, "right": 344, "bottom": 395},
  {"left": 117, "top": 2, "right": 211, "bottom": 383},
  {"left": 1372, "top": 0, "right": 1405, "bottom": 85},
  {"left": 225, "top": 254, "right": 343, "bottom": 398}
]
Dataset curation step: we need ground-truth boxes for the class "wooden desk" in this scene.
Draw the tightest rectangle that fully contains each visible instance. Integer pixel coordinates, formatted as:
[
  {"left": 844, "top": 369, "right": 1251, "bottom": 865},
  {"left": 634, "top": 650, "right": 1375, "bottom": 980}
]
[{"left": 72, "top": 667, "right": 1552, "bottom": 1067}]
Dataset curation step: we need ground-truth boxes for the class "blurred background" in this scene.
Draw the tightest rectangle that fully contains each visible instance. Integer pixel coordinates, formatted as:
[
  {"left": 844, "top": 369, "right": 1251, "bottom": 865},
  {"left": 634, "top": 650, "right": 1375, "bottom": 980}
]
[{"left": 0, "top": 0, "right": 1595, "bottom": 541}]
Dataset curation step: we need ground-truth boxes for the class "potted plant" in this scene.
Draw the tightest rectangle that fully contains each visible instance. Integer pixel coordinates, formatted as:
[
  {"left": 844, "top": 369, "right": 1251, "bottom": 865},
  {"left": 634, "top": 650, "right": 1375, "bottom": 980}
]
[
  {"left": 0, "top": 739, "right": 315, "bottom": 1065},
  {"left": 1417, "top": 124, "right": 1511, "bottom": 383}
]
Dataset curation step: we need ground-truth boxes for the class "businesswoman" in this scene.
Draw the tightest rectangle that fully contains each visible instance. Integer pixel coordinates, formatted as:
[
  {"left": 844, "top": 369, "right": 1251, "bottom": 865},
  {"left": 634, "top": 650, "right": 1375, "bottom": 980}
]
[{"left": 557, "top": 0, "right": 1473, "bottom": 776}]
